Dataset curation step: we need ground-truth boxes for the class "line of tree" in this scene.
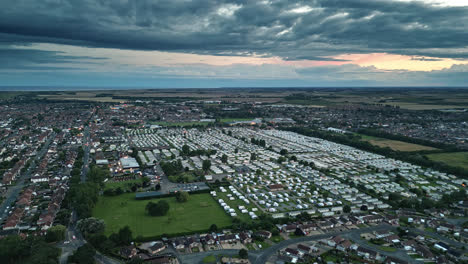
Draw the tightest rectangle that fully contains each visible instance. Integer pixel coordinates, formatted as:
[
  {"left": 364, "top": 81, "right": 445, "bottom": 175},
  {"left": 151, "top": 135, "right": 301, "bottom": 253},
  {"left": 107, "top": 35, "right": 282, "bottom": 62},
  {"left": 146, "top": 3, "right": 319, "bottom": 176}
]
[
  {"left": 0, "top": 235, "right": 61, "bottom": 264},
  {"left": 67, "top": 165, "right": 108, "bottom": 219},
  {"left": 251, "top": 138, "right": 266, "bottom": 147},
  {"left": 181, "top": 144, "right": 217, "bottom": 157}
]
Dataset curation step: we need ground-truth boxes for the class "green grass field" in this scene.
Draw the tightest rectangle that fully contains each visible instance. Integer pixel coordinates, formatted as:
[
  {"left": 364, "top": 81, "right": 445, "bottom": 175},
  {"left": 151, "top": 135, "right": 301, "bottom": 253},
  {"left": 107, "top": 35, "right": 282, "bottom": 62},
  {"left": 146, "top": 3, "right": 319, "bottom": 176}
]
[
  {"left": 92, "top": 193, "right": 232, "bottom": 237},
  {"left": 426, "top": 152, "right": 468, "bottom": 169},
  {"left": 358, "top": 134, "right": 437, "bottom": 152},
  {"left": 220, "top": 118, "right": 254, "bottom": 123},
  {"left": 150, "top": 121, "right": 210, "bottom": 127}
]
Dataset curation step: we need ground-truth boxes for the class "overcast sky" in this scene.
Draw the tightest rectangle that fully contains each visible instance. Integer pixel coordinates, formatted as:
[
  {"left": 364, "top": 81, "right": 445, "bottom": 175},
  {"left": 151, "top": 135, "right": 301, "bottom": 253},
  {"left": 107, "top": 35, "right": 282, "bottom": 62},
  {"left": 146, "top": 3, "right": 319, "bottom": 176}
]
[{"left": 1, "top": 0, "right": 467, "bottom": 87}]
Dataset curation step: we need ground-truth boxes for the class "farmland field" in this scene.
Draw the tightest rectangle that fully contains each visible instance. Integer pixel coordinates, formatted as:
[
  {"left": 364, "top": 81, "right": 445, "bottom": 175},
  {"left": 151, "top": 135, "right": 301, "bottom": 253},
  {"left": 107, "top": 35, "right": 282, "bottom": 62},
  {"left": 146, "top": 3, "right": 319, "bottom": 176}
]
[
  {"left": 359, "top": 135, "right": 437, "bottom": 152},
  {"left": 426, "top": 152, "right": 468, "bottom": 169},
  {"left": 92, "top": 193, "right": 232, "bottom": 237}
]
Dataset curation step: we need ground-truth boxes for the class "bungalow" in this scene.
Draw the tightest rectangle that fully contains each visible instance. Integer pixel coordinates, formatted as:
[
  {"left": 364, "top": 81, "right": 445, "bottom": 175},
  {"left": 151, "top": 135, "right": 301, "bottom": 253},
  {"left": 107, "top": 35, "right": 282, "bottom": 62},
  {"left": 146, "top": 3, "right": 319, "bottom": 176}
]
[
  {"left": 219, "top": 234, "right": 237, "bottom": 244},
  {"left": 436, "top": 223, "right": 456, "bottom": 233},
  {"left": 148, "top": 242, "right": 166, "bottom": 255},
  {"left": 318, "top": 221, "right": 334, "bottom": 230},
  {"left": 402, "top": 240, "right": 417, "bottom": 251},
  {"left": 284, "top": 248, "right": 302, "bottom": 257},
  {"left": 384, "top": 234, "right": 400, "bottom": 244},
  {"left": 297, "top": 244, "right": 313, "bottom": 254},
  {"left": 362, "top": 214, "right": 384, "bottom": 224},
  {"left": 185, "top": 237, "right": 200, "bottom": 248},
  {"left": 282, "top": 224, "right": 297, "bottom": 233},
  {"left": 328, "top": 236, "right": 344, "bottom": 247},
  {"left": 255, "top": 230, "right": 272, "bottom": 239},
  {"left": 202, "top": 234, "right": 216, "bottom": 245},
  {"left": 336, "top": 240, "right": 352, "bottom": 252},
  {"left": 339, "top": 216, "right": 352, "bottom": 226},
  {"left": 415, "top": 245, "right": 434, "bottom": 260},
  {"left": 349, "top": 215, "right": 363, "bottom": 225},
  {"left": 356, "top": 246, "right": 379, "bottom": 259},
  {"left": 239, "top": 232, "right": 252, "bottom": 244},
  {"left": 120, "top": 246, "right": 137, "bottom": 259},
  {"left": 173, "top": 239, "right": 185, "bottom": 250}
]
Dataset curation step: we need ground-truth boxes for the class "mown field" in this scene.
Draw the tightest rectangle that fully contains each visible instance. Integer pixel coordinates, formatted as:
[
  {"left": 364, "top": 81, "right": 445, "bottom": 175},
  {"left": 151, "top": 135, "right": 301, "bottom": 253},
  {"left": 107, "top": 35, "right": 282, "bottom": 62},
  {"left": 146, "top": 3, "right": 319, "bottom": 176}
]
[
  {"left": 92, "top": 193, "right": 232, "bottom": 237},
  {"left": 426, "top": 152, "right": 468, "bottom": 169},
  {"left": 359, "top": 134, "right": 437, "bottom": 152}
]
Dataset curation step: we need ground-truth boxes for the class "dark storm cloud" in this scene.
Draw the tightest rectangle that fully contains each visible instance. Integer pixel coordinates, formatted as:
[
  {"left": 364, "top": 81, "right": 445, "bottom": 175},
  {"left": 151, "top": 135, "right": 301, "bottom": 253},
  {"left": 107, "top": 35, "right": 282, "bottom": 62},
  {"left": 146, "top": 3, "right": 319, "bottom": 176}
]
[
  {"left": 0, "top": 0, "right": 467, "bottom": 60},
  {"left": 0, "top": 46, "right": 106, "bottom": 69}
]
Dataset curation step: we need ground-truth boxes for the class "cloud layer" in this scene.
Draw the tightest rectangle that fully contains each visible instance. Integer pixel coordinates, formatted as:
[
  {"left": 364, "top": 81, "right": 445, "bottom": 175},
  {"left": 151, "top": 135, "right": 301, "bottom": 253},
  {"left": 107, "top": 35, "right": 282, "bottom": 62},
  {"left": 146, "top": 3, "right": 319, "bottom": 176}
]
[{"left": 0, "top": 0, "right": 467, "bottom": 86}]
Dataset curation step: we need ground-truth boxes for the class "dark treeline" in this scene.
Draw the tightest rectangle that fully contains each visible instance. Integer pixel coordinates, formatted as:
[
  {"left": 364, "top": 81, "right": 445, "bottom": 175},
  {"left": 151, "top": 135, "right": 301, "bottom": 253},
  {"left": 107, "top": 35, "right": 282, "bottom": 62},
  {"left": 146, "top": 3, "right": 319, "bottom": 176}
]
[{"left": 284, "top": 127, "right": 468, "bottom": 179}]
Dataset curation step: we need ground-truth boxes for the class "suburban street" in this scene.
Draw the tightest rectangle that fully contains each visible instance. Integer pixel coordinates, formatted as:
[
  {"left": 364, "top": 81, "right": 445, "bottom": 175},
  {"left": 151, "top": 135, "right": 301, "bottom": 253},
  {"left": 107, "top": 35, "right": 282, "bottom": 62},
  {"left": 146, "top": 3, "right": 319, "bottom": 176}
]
[
  {"left": 175, "top": 223, "right": 424, "bottom": 264},
  {"left": 0, "top": 132, "right": 55, "bottom": 221}
]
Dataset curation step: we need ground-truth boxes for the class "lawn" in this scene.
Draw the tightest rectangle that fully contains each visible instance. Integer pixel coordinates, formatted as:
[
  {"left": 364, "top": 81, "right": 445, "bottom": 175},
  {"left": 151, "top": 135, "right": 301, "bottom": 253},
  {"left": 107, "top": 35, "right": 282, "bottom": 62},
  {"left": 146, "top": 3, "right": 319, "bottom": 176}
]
[
  {"left": 359, "top": 134, "right": 437, "bottom": 152},
  {"left": 379, "top": 246, "right": 397, "bottom": 252},
  {"left": 426, "top": 152, "right": 468, "bottom": 169},
  {"left": 202, "top": 255, "right": 216, "bottom": 264},
  {"left": 92, "top": 193, "right": 232, "bottom": 237}
]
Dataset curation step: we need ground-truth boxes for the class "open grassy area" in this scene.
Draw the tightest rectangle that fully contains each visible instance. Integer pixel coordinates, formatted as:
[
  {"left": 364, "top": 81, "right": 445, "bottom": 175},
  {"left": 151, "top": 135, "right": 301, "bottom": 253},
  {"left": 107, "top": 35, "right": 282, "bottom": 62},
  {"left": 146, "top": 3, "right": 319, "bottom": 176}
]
[
  {"left": 426, "top": 152, "right": 468, "bottom": 169},
  {"left": 358, "top": 134, "right": 437, "bottom": 152},
  {"left": 150, "top": 121, "right": 210, "bottom": 127},
  {"left": 92, "top": 193, "right": 232, "bottom": 237},
  {"left": 220, "top": 118, "right": 254, "bottom": 123}
]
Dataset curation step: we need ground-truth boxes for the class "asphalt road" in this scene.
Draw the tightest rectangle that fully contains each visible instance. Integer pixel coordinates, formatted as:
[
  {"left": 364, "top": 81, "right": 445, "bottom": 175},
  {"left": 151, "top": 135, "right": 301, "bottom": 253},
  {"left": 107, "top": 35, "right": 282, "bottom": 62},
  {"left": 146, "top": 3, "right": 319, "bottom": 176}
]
[
  {"left": 177, "top": 224, "right": 399, "bottom": 264},
  {"left": 0, "top": 132, "right": 55, "bottom": 221},
  {"left": 80, "top": 126, "right": 91, "bottom": 183},
  {"left": 251, "top": 224, "right": 396, "bottom": 264}
]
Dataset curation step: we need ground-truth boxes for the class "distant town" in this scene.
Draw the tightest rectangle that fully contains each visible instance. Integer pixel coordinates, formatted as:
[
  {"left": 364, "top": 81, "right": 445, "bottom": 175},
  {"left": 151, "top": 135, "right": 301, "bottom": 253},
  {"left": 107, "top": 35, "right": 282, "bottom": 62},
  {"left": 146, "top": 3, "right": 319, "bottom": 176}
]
[{"left": 0, "top": 88, "right": 467, "bottom": 264}]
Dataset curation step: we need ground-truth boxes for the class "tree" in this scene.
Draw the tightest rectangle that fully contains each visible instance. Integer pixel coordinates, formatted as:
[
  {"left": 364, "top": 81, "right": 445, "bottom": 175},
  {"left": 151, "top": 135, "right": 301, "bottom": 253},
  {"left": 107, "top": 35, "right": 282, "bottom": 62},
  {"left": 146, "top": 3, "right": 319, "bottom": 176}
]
[
  {"left": 343, "top": 205, "right": 351, "bottom": 214},
  {"left": 280, "top": 149, "right": 288, "bottom": 155},
  {"left": 175, "top": 191, "right": 189, "bottom": 203},
  {"left": 239, "top": 249, "right": 248, "bottom": 259},
  {"left": 68, "top": 243, "right": 95, "bottom": 264},
  {"left": 118, "top": 226, "right": 133, "bottom": 246},
  {"left": 202, "top": 159, "right": 211, "bottom": 173},
  {"left": 146, "top": 200, "right": 170, "bottom": 216},
  {"left": 142, "top": 177, "right": 150, "bottom": 187},
  {"left": 250, "top": 153, "right": 257, "bottom": 161},
  {"left": 182, "top": 144, "right": 190, "bottom": 155},
  {"left": 221, "top": 154, "right": 228, "bottom": 163},
  {"left": 77, "top": 217, "right": 106, "bottom": 235},
  {"left": 360, "top": 205, "right": 368, "bottom": 211},
  {"left": 209, "top": 224, "right": 218, "bottom": 233},
  {"left": 45, "top": 225, "right": 66, "bottom": 243}
]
